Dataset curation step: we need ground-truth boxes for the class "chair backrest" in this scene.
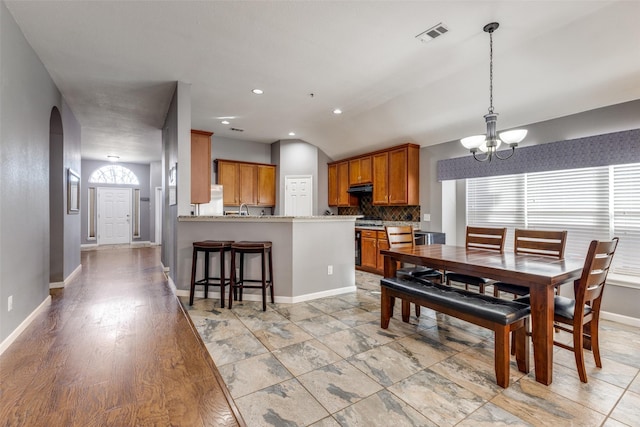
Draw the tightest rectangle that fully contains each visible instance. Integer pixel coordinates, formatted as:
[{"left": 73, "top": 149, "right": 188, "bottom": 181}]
[
  {"left": 465, "top": 226, "right": 507, "bottom": 253},
  {"left": 514, "top": 229, "right": 567, "bottom": 259},
  {"left": 385, "top": 225, "right": 415, "bottom": 250},
  {"left": 574, "top": 238, "right": 619, "bottom": 320}
]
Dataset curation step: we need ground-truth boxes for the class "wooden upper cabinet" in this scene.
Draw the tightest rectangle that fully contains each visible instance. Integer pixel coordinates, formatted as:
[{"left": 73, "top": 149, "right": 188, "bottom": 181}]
[
  {"left": 349, "top": 156, "right": 372, "bottom": 185},
  {"left": 257, "top": 165, "right": 276, "bottom": 206},
  {"left": 190, "top": 130, "right": 213, "bottom": 204},
  {"left": 238, "top": 163, "right": 257, "bottom": 205},
  {"left": 337, "top": 161, "right": 356, "bottom": 207},
  {"left": 372, "top": 152, "right": 389, "bottom": 205},
  {"left": 217, "top": 160, "right": 239, "bottom": 205},
  {"left": 388, "top": 145, "right": 419, "bottom": 205},
  {"left": 216, "top": 159, "right": 276, "bottom": 207},
  {"left": 328, "top": 163, "right": 338, "bottom": 207}
]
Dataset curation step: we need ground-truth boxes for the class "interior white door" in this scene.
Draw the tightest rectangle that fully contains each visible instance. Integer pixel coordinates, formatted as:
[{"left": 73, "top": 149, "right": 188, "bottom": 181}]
[
  {"left": 98, "top": 187, "right": 131, "bottom": 245},
  {"left": 284, "top": 175, "right": 313, "bottom": 216}
]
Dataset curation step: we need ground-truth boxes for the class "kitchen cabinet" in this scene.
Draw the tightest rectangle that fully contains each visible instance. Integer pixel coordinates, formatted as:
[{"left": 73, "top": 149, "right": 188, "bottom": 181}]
[
  {"left": 328, "top": 161, "right": 356, "bottom": 207},
  {"left": 359, "top": 229, "right": 388, "bottom": 275},
  {"left": 372, "top": 144, "right": 419, "bottom": 206},
  {"left": 216, "top": 159, "right": 276, "bottom": 207},
  {"left": 328, "top": 163, "right": 338, "bottom": 206},
  {"left": 190, "top": 130, "right": 213, "bottom": 204},
  {"left": 349, "top": 156, "right": 372, "bottom": 185},
  {"left": 257, "top": 164, "right": 276, "bottom": 206}
]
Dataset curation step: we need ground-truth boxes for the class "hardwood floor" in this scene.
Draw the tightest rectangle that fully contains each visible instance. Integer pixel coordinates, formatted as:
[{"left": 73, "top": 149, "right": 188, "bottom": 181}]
[{"left": 0, "top": 247, "right": 244, "bottom": 427}]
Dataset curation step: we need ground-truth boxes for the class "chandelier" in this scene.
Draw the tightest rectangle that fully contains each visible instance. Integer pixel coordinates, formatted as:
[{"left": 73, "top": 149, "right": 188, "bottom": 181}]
[{"left": 461, "top": 22, "right": 527, "bottom": 162}]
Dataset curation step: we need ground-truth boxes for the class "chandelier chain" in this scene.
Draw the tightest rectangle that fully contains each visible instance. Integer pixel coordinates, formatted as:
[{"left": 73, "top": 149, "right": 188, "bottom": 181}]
[{"left": 488, "top": 31, "right": 494, "bottom": 114}]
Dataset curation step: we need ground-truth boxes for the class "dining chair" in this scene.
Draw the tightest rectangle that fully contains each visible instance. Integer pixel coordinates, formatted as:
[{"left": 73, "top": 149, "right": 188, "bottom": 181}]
[
  {"left": 516, "top": 237, "right": 619, "bottom": 383},
  {"left": 385, "top": 225, "right": 443, "bottom": 318},
  {"left": 385, "top": 225, "right": 443, "bottom": 282},
  {"left": 493, "top": 229, "right": 568, "bottom": 298},
  {"left": 446, "top": 226, "right": 507, "bottom": 294}
]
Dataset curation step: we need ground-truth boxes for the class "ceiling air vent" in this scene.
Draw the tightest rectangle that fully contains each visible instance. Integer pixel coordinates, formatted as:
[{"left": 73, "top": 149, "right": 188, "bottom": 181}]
[
  {"left": 230, "top": 127, "right": 244, "bottom": 132},
  {"left": 415, "top": 23, "right": 449, "bottom": 43}
]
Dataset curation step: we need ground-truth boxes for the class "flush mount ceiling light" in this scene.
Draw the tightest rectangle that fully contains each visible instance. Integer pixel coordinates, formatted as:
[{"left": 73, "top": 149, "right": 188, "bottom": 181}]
[
  {"left": 461, "top": 22, "right": 527, "bottom": 162},
  {"left": 221, "top": 120, "right": 230, "bottom": 125},
  {"left": 107, "top": 155, "right": 120, "bottom": 162},
  {"left": 333, "top": 108, "right": 342, "bottom": 115},
  {"left": 252, "top": 89, "right": 264, "bottom": 95},
  {"left": 288, "top": 132, "right": 296, "bottom": 136}
]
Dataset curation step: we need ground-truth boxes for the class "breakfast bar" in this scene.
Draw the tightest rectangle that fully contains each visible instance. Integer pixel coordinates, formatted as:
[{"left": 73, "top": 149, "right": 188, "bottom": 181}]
[{"left": 176, "top": 215, "right": 358, "bottom": 303}]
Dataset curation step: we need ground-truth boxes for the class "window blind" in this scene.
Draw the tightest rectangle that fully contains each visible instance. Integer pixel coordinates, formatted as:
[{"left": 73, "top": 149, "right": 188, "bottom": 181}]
[
  {"left": 467, "top": 163, "right": 640, "bottom": 278},
  {"left": 612, "top": 163, "right": 640, "bottom": 275}
]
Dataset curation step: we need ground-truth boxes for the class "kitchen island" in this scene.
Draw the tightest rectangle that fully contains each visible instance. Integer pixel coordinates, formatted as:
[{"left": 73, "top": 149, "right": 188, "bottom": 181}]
[{"left": 176, "top": 215, "right": 358, "bottom": 303}]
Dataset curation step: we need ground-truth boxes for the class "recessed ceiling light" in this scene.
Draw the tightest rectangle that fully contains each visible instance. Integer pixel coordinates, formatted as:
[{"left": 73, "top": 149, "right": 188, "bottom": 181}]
[
  {"left": 333, "top": 108, "right": 342, "bottom": 115},
  {"left": 221, "top": 120, "right": 230, "bottom": 125},
  {"left": 107, "top": 155, "right": 119, "bottom": 162},
  {"left": 288, "top": 132, "right": 296, "bottom": 136},
  {"left": 252, "top": 89, "right": 264, "bottom": 95}
]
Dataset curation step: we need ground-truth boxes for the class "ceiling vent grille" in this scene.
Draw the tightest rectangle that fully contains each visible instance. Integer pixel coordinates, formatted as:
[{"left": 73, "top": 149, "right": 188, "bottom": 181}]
[
  {"left": 416, "top": 23, "right": 449, "bottom": 43},
  {"left": 230, "top": 127, "right": 244, "bottom": 132}
]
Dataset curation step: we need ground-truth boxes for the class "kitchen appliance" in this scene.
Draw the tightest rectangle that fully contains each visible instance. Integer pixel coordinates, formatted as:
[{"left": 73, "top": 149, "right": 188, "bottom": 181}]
[
  {"left": 198, "top": 185, "right": 224, "bottom": 216},
  {"left": 355, "top": 230, "right": 362, "bottom": 266},
  {"left": 414, "top": 231, "right": 446, "bottom": 246},
  {"left": 347, "top": 183, "right": 373, "bottom": 194}
]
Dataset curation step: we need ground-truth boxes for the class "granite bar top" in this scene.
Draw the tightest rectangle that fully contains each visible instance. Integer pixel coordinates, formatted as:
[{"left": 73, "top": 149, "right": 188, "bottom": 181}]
[{"left": 178, "top": 215, "right": 360, "bottom": 223}]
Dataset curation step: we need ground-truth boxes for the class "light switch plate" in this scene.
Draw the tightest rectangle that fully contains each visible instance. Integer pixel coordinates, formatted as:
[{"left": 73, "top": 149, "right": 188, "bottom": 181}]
[{"left": 423, "top": 214, "right": 431, "bottom": 221}]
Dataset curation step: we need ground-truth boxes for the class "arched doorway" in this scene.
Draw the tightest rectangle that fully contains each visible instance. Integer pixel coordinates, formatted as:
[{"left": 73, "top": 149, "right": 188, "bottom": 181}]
[{"left": 49, "top": 107, "right": 64, "bottom": 284}]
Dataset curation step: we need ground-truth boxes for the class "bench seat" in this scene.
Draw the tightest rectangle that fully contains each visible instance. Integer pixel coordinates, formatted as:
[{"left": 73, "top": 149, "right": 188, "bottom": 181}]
[{"left": 380, "top": 277, "right": 530, "bottom": 388}]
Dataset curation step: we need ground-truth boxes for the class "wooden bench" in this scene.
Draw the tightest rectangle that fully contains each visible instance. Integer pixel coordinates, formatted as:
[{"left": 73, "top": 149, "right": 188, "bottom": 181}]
[{"left": 380, "top": 276, "right": 530, "bottom": 388}]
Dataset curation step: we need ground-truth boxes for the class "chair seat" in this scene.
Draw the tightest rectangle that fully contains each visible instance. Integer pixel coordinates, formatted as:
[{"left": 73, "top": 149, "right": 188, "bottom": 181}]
[
  {"left": 493, "top": 282, "right": 529, "bottom": 296},
  {"left": 193, "top": 240, "right": 234, "bottom": 249},
  {"left": 514, "top": 295, "right": 593, "bottom": 320},
  {"left": 232, "top": 241, "right": 272, "bottom": 250},
  {"left": 397, "top": 266, "right": 442, "bottom": 280},
  {"left": 446, "top": 272, "right": 491, "bottom": 287}
]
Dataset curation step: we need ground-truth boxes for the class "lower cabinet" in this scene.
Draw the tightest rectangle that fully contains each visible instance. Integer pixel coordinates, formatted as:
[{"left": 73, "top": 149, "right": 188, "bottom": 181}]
[{"left": 359, "top": 230, "right": 388, "bottom": 275}]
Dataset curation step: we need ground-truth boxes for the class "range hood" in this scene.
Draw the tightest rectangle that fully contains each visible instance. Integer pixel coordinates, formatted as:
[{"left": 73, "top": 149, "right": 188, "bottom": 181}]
[{"left": 347, "top": 183, "right": 373, "bottom": 194}]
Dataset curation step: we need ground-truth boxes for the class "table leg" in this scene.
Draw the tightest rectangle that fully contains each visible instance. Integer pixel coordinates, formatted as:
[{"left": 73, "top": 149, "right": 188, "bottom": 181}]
[
  {"left": 383, "top": 255, "right": 397, "bottom": 278},
  {"left": 529, "top": 283, "right": 555, "bottom": 385}
]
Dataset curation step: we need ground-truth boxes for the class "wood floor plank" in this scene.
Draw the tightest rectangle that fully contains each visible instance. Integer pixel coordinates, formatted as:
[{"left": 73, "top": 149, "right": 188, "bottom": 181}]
[{"left": 0, "top": 247, "right": 244, "bottom": 427}]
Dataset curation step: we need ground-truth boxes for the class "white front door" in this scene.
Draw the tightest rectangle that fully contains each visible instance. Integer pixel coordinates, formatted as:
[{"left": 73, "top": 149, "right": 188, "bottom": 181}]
[
  {"left": 98, "top": 187, "right": 131, "bottom": 245},
  {"left": 284, "top": 175, "right": 313, "bottom": 216}
]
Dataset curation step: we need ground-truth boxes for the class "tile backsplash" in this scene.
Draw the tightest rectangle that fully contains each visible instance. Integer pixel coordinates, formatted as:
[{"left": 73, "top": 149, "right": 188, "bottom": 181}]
[{"left": 338, "top": 194, "right": 420, "bottom": 221}]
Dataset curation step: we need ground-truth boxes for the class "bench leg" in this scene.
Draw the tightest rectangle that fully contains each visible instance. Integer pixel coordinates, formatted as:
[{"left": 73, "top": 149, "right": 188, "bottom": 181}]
[
  {"left": 401, "top": 299, "right": 411, "bottom": 323},
  {"left": 494, "top": 327, "right": 510, "bottom": 388},
  {"left": 381, "top": 287, "right": 392, "bottom": 329},
  {"left": 515, "top": 318, "right": 530, "bottom": 374}
]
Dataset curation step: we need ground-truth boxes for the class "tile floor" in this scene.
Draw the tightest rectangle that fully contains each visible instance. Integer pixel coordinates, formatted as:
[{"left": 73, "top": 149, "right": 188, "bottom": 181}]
[{"left": 181, "top": 271, "right": 640, "bottom": 427}]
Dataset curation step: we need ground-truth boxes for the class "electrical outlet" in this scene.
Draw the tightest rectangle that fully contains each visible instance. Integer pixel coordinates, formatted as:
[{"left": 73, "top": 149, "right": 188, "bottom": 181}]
[
  {"left": 8, "top": 295, "right": 13, "bottom": 312},
  {"left": 327, "top": 265, "right": 333, "bottom": 275},
  {"left": 423, "top": 213, "right": 431, "bottom": 221}
]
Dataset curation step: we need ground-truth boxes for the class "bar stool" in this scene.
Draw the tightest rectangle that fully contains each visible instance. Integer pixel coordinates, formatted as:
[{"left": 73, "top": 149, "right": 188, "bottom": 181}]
[
  {"left": 228, "top": 241, "right": 274, "bottom": 311},
  {"left": 189, "top": 240, "right": 233, "bottom": 307}
]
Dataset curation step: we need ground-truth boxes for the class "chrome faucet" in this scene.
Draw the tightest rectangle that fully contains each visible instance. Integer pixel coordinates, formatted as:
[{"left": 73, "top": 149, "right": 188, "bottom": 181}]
[{"left": 239, "top": 203, "right": 249, "bottom": 216}]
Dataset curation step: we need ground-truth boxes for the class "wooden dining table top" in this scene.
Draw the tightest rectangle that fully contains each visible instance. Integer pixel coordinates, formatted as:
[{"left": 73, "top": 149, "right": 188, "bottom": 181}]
[{"left": 380, "top": 244, "right": 584, "bottom": 288}]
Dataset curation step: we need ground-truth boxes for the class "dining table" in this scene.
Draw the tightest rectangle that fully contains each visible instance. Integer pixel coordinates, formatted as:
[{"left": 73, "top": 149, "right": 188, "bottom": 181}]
[{"left": 381, "top": 244, "right": 585, "bottom": 385}]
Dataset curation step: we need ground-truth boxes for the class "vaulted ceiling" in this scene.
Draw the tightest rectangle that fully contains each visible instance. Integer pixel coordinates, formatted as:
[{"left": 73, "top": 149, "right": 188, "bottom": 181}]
[{"left": 6, "top": 1, "right": 640, "bottom": 164}]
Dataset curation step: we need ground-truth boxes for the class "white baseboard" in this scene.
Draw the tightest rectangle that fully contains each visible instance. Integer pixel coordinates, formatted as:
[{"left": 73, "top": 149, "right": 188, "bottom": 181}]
[
  {"left": 0, "top": 295, "right": 52, "bottom": 356},
  {"left": 81, "top": 241, "right": 153, "bottom": 251},
  {"left": 601, "top": 311, "right": 640, "bottom": 328},
  {"left": 175, "top": 285, "right": 358, "bottom": 304},
  {"left": 49, "top": 264, "right": 83, "bottom": 289}
]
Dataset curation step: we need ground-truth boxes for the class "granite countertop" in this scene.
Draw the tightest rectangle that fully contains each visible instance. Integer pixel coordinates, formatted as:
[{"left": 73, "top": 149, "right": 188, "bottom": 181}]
[{"left": 178, "top": 215, "right": 360, "bottom": 222}]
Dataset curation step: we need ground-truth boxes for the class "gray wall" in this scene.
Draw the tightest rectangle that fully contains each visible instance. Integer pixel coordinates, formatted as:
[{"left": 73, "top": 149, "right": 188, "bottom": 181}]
[
  {"left": 1, "top": 2, "right": 81, "bottom": 343},
  {"left": 273, "top": 140, "right": 318, "bottom": 215},
  {"left": 150, "top": 161, "right": 162, "bottom": 243},
  {"left": 81, "top": 160, "right": 151, "bottom": 244}
]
